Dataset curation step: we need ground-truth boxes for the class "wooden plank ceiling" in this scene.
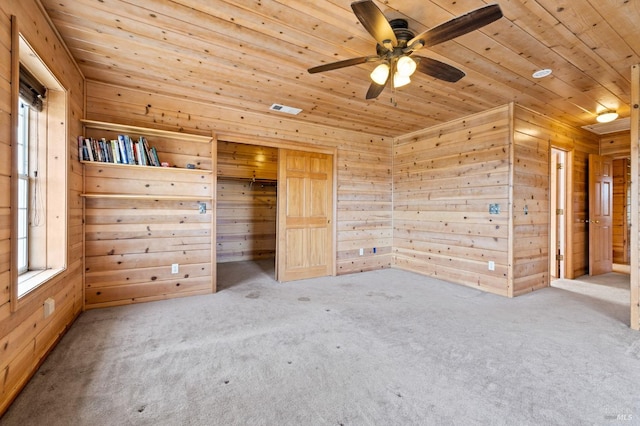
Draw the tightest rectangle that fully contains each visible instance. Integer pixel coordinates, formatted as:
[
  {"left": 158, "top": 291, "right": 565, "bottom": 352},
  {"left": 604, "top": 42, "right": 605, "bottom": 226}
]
[{"left": 41, "top": 0, "right": 639, "bottom": 137}]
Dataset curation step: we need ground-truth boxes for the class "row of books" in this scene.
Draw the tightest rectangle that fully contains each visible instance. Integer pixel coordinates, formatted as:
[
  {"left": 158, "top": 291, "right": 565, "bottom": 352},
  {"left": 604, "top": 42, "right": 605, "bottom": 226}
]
[{"left": 78, "top": 134, "right": 161, "bottom": 166}]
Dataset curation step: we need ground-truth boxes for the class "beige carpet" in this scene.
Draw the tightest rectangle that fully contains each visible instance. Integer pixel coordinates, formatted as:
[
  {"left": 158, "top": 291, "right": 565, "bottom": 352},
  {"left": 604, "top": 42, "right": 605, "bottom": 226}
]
[{"left": 2, "top": 260, "right": 639, "bottom": 425}]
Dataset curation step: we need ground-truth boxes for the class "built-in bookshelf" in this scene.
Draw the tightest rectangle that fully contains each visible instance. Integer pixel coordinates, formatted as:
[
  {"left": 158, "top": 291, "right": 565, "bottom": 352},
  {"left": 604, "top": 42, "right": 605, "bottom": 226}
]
[
  {"left": 80, "top": 120, "right": 216, "bottom": 309},
  {"left": 80, "top": 119, "right": 213, "bottom": 169},
  {"left": 79, "top": 133, "right": 162, "bottom": 166}
]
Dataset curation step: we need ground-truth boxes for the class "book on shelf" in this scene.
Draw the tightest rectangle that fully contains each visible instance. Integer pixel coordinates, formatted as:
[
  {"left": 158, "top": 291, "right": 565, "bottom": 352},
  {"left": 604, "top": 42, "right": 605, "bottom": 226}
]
[
  {"left": 125, "top": 135, "right": 136, "bottom": 165},
  {"left": 117, "top": 135, "right": 128, "bottom": 164},
  {"left": 84, "top": 138, "right": 94, "bottom": 161},
  {"left": 110, "top": 140, "right": 121, "bottom": 163},
  {"left": 78, "top": 136, "right": 90, "bottom": 161},
  {"left": 80, "top": 133, "right": 162, "bottom": 167},
  {"left": 150, "top": 147, "right": 160, "bottom": 166}
]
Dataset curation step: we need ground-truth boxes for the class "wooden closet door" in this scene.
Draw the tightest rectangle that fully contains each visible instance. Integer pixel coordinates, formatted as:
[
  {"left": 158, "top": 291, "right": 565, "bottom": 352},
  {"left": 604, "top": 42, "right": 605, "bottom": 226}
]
[
  {"left": 277, "top": 149, "right": 333, "bottom": 282},
  {"left": 589, "top": 154, "right": 613, "bottom": 276}
]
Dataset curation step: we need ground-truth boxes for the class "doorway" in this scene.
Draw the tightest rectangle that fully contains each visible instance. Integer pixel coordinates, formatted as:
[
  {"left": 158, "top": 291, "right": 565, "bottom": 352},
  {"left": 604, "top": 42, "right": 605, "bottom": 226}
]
[
  {"left": 215, "top": 141, "right": 335, "bottom": 285},
  {"left": 550, "top": 149, "right": 630, "bottom": 325},
  {"left": 550, "top": 148, "right": 567, "bottom": 279},
  {"left": 587, "top": 154, "right": 631, "bottom": 275},
  {"left": 216, "top": 141, "right": 279, "bottom": 279}
]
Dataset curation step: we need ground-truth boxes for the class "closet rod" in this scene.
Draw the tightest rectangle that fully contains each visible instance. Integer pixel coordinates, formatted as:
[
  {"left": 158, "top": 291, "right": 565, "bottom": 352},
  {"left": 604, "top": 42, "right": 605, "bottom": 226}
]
[{"left": 218, "top": 176, "right": 278, "bottom": 187}]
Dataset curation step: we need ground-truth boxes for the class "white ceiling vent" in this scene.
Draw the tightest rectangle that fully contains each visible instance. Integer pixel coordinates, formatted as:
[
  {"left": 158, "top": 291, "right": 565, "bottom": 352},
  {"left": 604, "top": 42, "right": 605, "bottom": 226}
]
[
  {"left": 269, "top": 103, "right": 302, "bottom": 115},
  {"left": 582, "top": 117, "right": 630, "bottom": 135}
]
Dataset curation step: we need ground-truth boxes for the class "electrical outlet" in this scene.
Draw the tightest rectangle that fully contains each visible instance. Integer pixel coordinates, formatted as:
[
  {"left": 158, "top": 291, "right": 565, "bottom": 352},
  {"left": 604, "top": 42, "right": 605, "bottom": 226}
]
[
  {"left": 488, "top": 261, "right": 495, "bottom": 271},
  {"left": 359, "top": 248, "right": 364, "bottom": 256},
  {"left": 44, "top": 298, "right": 55, "bottom": 318},
  {"left": 171, "top": 263, "right": 179, "bottom": 274}
]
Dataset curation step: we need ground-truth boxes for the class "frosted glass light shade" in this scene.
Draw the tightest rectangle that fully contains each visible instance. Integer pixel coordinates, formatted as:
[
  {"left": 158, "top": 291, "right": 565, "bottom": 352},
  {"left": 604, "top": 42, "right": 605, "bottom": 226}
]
[
  {"left": 396, "top": 56, "right": 417, "bottom": 77},
  {"left": 370, "top": 64, "right": 390, "bottom": 85},
  {"left": 596, "top": 110, "right": 618, "bottom": 123},
  {"left": 393, "top": 73, "right": 411, "bottom": 88}
]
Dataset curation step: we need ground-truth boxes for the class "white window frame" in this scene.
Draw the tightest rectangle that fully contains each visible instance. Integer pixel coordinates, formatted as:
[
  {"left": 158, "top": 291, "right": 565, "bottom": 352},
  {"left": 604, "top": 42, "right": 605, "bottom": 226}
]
[{"left": 17, "top": 99, "right": 30, "bottom": 275}]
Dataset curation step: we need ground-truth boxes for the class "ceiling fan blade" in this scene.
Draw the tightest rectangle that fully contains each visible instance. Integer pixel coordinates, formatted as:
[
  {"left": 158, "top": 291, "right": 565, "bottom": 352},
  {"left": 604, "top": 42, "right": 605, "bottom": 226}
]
[
  {"left": 408, "top": 4, "right": 502, "bottom": 49},
  {"left": 365, "top": 80, "right": 387, "bottom": 99},
  {"left": 308, "top": 56, "right": 379, "bottom": 74},
  {"left": 351, "top": 0, "right": 397, "bottom": 49},
  {"left": 414, "top": 56, "right": 465, "bottom": 82}
]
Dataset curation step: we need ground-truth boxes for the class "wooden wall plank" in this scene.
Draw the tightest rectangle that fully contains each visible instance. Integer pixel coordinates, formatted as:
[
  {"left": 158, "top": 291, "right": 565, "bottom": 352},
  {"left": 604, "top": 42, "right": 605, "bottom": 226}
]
[
  {"left": 600, "top": 131, "right": 631, "bottom": 158},
  {"left": 216, "top": 177, "right": 276, "bottom": 264},
  {"left": 0, "top": 0, "right": 84, "bottom": 415}
]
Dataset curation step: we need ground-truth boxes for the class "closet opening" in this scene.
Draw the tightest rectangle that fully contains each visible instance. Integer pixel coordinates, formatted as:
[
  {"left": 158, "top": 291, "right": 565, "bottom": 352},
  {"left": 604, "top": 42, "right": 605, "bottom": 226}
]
[{"left": 216, "top": 141, "right": 278, "bottom": 287}]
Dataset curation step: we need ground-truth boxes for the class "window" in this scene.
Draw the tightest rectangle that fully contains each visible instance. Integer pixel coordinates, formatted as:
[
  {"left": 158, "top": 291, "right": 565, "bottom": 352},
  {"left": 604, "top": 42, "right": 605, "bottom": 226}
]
[
  {"left": 17, "top": 99, "right": 29, "bottom": 275},
  {"left": 11, "top": 33, "right": 68, "bottom": 303}
]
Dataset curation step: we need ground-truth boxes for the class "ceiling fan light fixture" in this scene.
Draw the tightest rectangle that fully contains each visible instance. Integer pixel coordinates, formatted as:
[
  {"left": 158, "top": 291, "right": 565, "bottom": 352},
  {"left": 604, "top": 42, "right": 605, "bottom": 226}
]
[
  {"left": 370, "top": 63, "right": 390, "bottom": 85},
  {"left": 596, "top": 110, "right": 618, "bottom": 123},
  {"left": 396, "top": 56, "right": 417, "bottom": 77},
  {"left": 393, "top": 73, "right": 411, "bottom": 88}
]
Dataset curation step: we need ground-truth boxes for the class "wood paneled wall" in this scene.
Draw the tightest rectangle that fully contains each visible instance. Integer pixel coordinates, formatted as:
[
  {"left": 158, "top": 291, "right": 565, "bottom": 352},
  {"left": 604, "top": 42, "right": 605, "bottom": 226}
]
[
  {"left": 86, "top": 80, "right": 393, "bottom": 275},
  {"left": 84, "top": 197, "right": 214, "bottom": 307},
  {"left": 394, "top": 104, "right": 598, "bottom": 296},
  {"left": 511, "top": 106, "right": 552, "bottom": 295},
  {"left": 82, "top": 159, "right": 214, "bottom": 310},
  {"left": 0, "top": 0, "right": 84, "bottom": 414},
  {"left": 217, "top": 141, "right": 278, "bottom": 263},
  {"left": 393, "top": 105, "right": 512, "bottom": 296},
  {"left": 216, "top": 179, "right": 277, "bottom": 263},
  {"left": 600, "top": 131, "right": 630, "bottom": 158},
  {"left": 217, "top": 141, "right": 278, "bottom": 180}
]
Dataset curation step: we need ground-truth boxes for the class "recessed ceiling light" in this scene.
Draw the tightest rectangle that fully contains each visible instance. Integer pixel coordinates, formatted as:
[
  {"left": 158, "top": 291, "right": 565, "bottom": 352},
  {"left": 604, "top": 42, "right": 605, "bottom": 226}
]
[{"left": 532, "top": 69, "right": 552, "bottom": 78}]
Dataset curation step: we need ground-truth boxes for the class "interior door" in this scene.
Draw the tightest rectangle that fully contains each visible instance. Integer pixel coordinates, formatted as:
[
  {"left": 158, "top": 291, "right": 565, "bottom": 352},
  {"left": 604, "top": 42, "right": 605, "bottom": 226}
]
[
  {"left": 276, "top": 149, "right": 333, "bottom": 282},
  {"left": 588, "top": 154, "right": 613, "bottom": 275}
]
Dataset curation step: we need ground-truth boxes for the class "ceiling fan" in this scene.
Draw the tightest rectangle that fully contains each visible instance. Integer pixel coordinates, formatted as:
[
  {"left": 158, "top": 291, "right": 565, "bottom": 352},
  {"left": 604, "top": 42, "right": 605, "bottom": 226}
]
[{"left": 308, "top": 1, "right": 503, "bottom": 100}]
